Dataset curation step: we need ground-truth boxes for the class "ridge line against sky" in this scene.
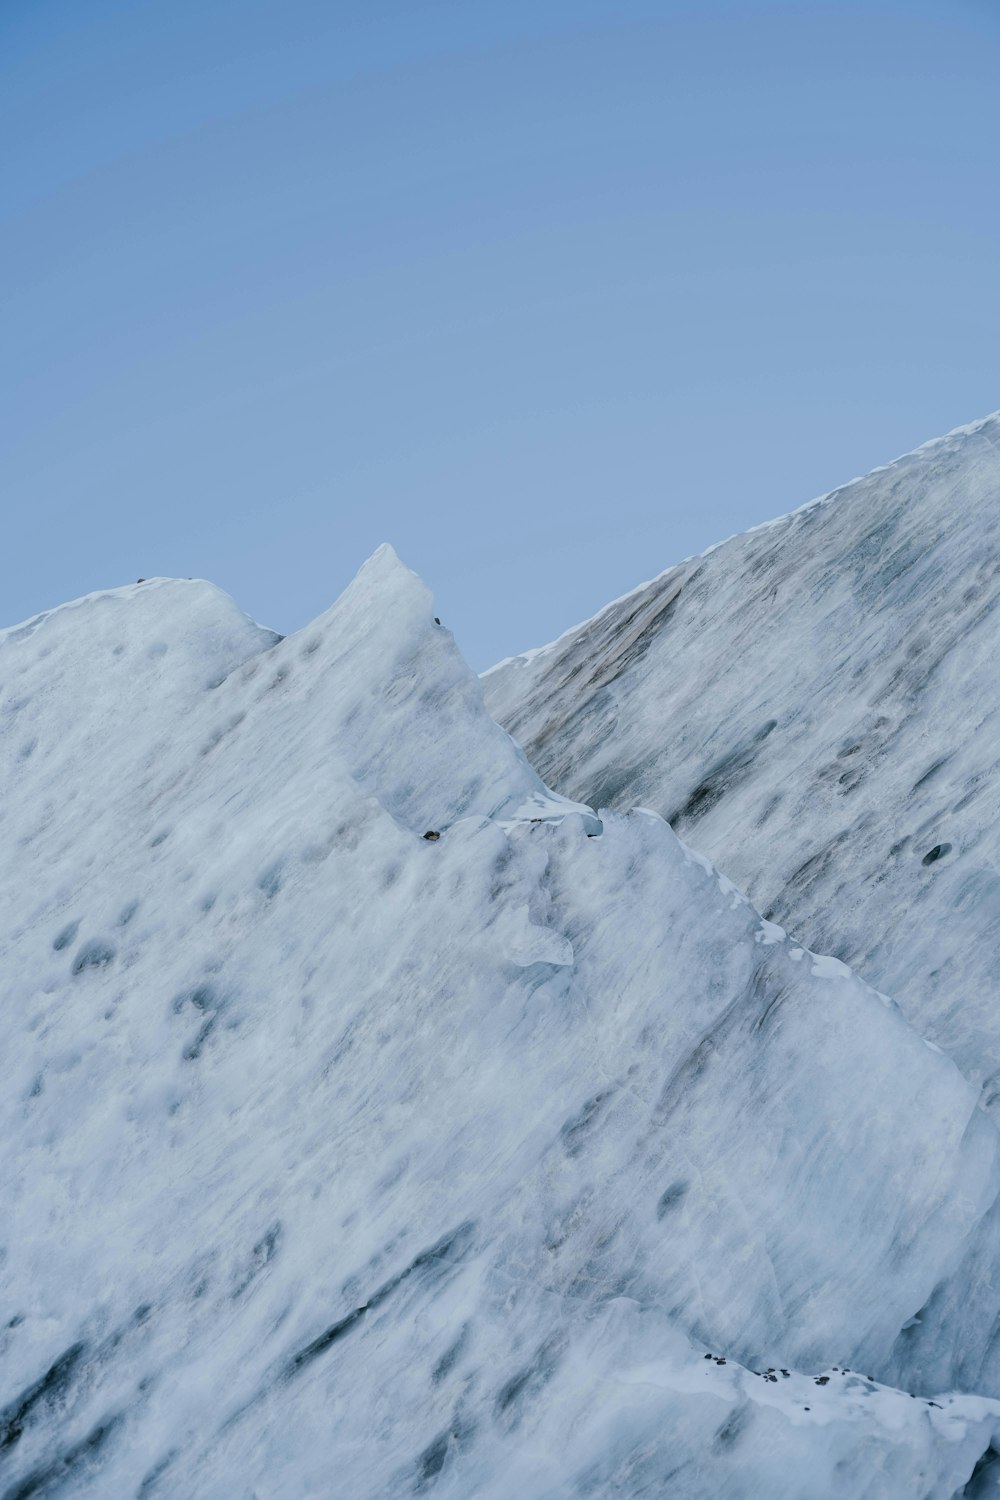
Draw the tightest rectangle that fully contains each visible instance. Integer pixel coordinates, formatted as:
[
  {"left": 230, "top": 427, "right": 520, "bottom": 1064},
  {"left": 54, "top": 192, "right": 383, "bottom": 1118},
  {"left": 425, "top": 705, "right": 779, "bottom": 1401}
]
[
  {"left": 3, "top": 0, "right": 1000, "bottom": 666},
  {"left": 1, "top": 404, "right": 998, "bottom": 656},
  {"left": 483, "top": 406, "right": 1000, "bottom": 674}
]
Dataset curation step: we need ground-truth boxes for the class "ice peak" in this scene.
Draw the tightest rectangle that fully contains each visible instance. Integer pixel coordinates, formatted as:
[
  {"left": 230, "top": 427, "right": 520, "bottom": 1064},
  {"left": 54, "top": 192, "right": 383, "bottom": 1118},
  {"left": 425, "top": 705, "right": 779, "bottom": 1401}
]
[
  {"left": 356, "top": 540, "right": 416, "bottom": 580},
  {"left": 1, "top": 574, "right": 249, "bottom": 641},
  {"left": 6, "top": 532, "right": 1000, "bottom": 1497},
  {"left": 265, "top": 547, "right": 551, "bottom": 833},
  {"left": 299, "top": 544, "right": 434, "bottom": 655},
  {"left": 0, "top": 574, "right": 279, "bottom": 702}
]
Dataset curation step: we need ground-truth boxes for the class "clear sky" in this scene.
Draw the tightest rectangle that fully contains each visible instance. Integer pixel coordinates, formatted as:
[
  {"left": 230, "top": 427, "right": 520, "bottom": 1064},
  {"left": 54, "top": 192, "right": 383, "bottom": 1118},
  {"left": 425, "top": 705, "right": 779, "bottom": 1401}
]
[{"left": 4, "top": 0, "right": 999, "bottom": 667}]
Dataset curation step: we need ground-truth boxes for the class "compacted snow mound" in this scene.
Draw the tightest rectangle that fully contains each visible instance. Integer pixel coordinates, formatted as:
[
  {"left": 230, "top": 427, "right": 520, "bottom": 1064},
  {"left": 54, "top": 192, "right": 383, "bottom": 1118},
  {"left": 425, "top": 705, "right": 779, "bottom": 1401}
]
[
  {"left": 2, "top": 548, "right": 1000, "bottom": 1498},
  {"left": 483, "top": 413, "right": 1000, "bottom": 1101}
]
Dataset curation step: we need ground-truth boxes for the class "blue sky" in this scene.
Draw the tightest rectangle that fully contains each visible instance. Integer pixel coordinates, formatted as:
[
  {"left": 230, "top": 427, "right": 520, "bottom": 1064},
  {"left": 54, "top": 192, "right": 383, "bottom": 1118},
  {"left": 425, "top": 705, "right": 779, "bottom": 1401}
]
[{"left": 3, "top": 0, "right": 999, "bottom": 667}]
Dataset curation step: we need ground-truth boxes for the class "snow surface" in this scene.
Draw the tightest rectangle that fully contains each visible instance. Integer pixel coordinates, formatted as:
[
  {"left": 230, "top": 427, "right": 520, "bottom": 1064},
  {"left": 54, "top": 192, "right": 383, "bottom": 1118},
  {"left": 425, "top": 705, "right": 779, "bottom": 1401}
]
[
  {"left": 3, "top": 548, "right": 1000, "bottom": 1496},
  {"left": 484, "top": 412, "right": 1000, "bottom": 1099},
  {"left": 482, "top": 413, "right": 1000, "bottom": 1424}
]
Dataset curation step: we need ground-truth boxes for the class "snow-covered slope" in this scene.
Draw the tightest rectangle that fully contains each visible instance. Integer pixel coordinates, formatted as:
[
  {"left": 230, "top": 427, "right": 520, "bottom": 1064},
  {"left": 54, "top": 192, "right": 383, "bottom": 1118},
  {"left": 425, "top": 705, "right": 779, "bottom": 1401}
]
[
  {"left": 4, "top": 550, "right": 1000, "bottom": 1496},
  {"left": 484, "top": 413, "right": 1000, "bottom": 1105}
]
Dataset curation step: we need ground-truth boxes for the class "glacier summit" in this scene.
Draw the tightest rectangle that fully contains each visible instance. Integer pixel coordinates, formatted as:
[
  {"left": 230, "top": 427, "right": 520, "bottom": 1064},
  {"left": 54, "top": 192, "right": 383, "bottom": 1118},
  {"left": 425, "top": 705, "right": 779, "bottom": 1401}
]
[{"left": 2, "top": 525, "right": 1000, "bottom": 1495}]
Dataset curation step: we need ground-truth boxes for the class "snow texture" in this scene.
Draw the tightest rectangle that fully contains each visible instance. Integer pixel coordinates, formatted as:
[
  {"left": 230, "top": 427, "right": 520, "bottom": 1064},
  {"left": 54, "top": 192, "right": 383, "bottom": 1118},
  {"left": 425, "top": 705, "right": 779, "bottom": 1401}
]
[
  {"left": 484, "top": 413, "right": 1000, "bottom": 1416},
  {"left": 484, "top": 413, "right": 1000, "bottom": 1096},
  {"left": 2, "top": 546, "right": 1000, "bottom": 1497}
]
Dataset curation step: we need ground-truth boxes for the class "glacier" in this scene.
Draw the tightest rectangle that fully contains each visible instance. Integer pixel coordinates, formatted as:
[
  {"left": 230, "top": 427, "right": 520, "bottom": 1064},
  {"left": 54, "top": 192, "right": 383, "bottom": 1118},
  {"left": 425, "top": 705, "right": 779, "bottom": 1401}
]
[
  {"left": 484, "top": 413, "right": 1000, "bottom": 1102},
  {"left": 483, "top": 414, "right": 1000, "bottom": 1417},
  {"left": 3, "top": 545, "right": 1000, "bottom": 1496}
]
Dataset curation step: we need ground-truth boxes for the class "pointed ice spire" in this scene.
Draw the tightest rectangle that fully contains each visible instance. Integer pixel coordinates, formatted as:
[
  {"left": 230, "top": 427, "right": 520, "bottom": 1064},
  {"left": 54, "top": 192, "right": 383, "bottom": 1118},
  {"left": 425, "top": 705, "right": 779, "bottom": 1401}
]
[{"left": 265, "top": 544, "right": 570, "bottom": 834}]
